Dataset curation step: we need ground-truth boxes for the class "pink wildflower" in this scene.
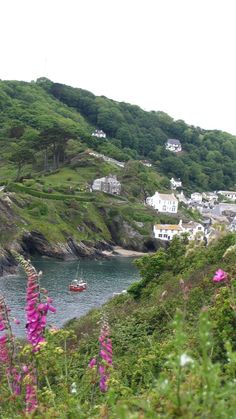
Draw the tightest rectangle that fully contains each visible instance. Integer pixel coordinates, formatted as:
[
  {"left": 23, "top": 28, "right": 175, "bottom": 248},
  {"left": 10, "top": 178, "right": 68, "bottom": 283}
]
[
  {"left": 89, "top": 358, "right": 97, "bottom": 368},
  {"left": 213, "top": 269, "right": 228, "bottom": 282},
  {"left": 16, "top": 255, "right": 56, "bottom": 352}
]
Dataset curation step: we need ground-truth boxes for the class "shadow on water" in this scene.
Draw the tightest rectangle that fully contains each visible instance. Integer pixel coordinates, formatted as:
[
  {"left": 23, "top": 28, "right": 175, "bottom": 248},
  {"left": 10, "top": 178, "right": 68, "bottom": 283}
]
[{"left": 0, "top": 257, "right": 139, "bottom": 337}]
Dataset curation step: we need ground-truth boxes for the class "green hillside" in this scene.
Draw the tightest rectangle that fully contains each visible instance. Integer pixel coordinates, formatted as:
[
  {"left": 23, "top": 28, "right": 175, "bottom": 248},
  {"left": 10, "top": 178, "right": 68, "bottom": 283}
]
[{"left": 0, "top": 78, "right": 236, "bottom": 191}]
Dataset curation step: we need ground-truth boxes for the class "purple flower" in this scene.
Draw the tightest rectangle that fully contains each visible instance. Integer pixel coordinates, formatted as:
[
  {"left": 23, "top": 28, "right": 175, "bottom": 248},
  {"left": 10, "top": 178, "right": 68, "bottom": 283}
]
[
  {"left": 89, "top": 358, "right": 97, "bottom": 368},
  {"left": 213, "top": 269, "right": 228, "bottom": 282}
]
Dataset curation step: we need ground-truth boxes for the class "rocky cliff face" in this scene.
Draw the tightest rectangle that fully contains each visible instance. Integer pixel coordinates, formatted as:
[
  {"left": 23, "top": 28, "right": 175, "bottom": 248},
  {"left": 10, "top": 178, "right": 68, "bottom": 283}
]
[
  {"left": 107, "top": 214, "right": 165, "bottom": 252},
  {"left": 0, "top": 192, "right": 157, "bottom": 276}
]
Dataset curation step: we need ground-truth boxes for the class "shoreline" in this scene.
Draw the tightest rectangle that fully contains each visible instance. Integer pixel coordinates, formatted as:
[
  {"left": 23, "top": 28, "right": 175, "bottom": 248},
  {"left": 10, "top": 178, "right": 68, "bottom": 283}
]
[{"left": 102, "top": 246, "right": 151, "bottom": 258}]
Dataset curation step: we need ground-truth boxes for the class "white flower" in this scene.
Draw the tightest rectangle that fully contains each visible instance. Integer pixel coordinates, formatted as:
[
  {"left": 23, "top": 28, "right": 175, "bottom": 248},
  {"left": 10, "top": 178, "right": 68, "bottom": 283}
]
[
  {"left": 180, "top": 353, "right": 194, "bottom": 367},
  {"left": 70, "top": 382, "right": 77, "bottom": 394}
]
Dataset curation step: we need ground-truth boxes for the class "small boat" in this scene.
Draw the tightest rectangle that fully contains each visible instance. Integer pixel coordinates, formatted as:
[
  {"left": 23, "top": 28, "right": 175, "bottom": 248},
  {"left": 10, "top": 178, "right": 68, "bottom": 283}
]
[{"left": 69, "top": 280, "right": 87, "bottom": 292}]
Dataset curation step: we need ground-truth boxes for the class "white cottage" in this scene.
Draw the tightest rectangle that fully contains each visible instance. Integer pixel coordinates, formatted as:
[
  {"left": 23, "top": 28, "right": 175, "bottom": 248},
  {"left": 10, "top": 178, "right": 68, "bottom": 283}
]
[
  {"left": 153, "top": 220, "right": 205, "bottom": 241},
  {"left": 153, "top": 223, "right": 182, "bottom": 241},
  {"left": 191, "top": 192, "right": 203, "bottom": 203},
  {"left": 146, "top": 192, "right": 178, "bottom": 213},
  {"left": 165, "top": 139, "right": 182, "bottom": 153},
  {"left": 181, "top": 220, "right": 205, "bottom": 240},
  {"left": 217, "top": 191, "right": 236, "bottom": 201},
  {"left": 92, "top": 175, "right": 121, "bottom": 195},
  {"left": 170, "top": 177, "right": 182, "bottom": 190},
  {"left": 92, "top": 130, "right": 106, "bottom": 138}
]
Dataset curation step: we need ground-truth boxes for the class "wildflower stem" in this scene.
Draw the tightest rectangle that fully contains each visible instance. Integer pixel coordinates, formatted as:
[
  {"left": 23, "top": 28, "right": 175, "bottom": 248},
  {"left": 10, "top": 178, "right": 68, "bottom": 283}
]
[{"left": 45, "top": 374, "right": 57, "bottom": 409}]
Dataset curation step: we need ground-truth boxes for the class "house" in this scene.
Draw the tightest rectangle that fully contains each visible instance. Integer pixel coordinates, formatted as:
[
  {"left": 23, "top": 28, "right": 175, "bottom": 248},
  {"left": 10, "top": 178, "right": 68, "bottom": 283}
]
[
  {"left": 180, "top": 220, "right": 205, "bottom": 241},
  {"left": 153, "top": 220, "right": 205, "bottom": 241},
  {"left": 165, "top": 139, "right": 182, "bottom": 153},
  {"left": 191, "top": 192, "right": 203, "bottom": 203},
  {"left": 153, "top": 223, "right": 182, "bottom": 241},
  {"left": 146, "top": 192, "right": 178, "bottom": 213},
  {"left": 170, "top": 177, "right": 182, "bottom": 190},
  {"left": 217, "top": 190, "right": 236, "bottom": 201},
  {"left": 202, "top": 192, "right": 218, "bottom": 204},
  {"left": 91, "top": 130, "right": 106, "bottom": 138},
  {"left": 140, "top": 160, "right": 152, "bottom": 167},
  {"left": 92, "top": 175, "right": 121, "bottom": 195},
  {"left": 176, "top": 190, "right": 188, "bottom": 204},
  {"left": 212, "top": 203, "right": 236, "bottom": 217}
]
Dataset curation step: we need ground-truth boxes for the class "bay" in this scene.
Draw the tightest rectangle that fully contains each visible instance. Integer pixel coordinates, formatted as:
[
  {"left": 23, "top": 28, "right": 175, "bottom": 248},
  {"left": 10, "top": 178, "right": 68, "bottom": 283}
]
[{"left": 0, "top": 256, "right": 139, "bottom": 337}]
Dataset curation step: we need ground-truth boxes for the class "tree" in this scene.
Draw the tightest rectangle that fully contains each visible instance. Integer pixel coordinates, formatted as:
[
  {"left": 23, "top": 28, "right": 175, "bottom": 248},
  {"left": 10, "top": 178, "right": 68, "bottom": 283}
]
[{"left": 9, "top": 143, "right": 35, "bottom": 180}]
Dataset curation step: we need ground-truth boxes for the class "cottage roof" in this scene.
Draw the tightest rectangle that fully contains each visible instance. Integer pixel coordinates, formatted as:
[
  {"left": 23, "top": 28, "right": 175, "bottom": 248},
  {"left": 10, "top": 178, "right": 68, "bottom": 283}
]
[
  {"left": 166, "top": 139, "right": 181, "bottom": 145},
  {"left": 158, "top": 193, "right": 178, "bottom": 201},
  {"left": 154, "top": 224, "right": 181, "bottom": 231}
]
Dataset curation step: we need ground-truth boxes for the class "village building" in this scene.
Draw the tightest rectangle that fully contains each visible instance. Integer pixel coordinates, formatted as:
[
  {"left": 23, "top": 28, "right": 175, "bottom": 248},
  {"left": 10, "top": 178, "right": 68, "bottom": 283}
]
[
  {"left": 92, "top": 175, "right": 121, "bottom": 195},
  {"left": 170, "top": 177, "right": 182, "bottom": 190},
  {"left": 153, "top": 220, "right": 205, "bottom": 241},
  {"left": 146, "top": 192, "right": 178, "bottom": 213},
  {"left": 165, "top": 139, "right": 182, "bottom": 153},
  {"left": 140, "top": 160, "right": 152, "bottom": 167},
  {"left": 176, "top": 190, "right": 188, "bottom": 204},
  {"left": 153, "top": 223, "right": 182, "bottom": 241},
  {"left": 91, "top": 129, "right": 106, "bottom": 138},
  {"left": 202, "top": 192, "right": 218, "bottom": 202},
  {"left": 180, "top": 220, "right": 205, "bottom": 240},
  {"left": 212, "top": 203, "right": 236, "bottom": 217},
  {"left": 191, "top": 192, "right": 203, "bottom": 203},
  {"left": 217, "top": 190, "right": 236, "bottom": 201}
]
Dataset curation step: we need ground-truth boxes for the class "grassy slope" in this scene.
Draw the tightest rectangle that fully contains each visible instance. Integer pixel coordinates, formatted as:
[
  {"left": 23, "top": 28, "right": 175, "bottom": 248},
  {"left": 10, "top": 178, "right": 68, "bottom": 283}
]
[{"left": 63, "top": 233, "right": 236, "bottom": 417}]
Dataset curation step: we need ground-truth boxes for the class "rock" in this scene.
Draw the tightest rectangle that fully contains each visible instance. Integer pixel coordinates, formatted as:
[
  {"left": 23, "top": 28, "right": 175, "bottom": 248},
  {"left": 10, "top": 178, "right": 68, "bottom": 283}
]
[{"left": 0, "top": 248, "right": 18, "bottom": 276}]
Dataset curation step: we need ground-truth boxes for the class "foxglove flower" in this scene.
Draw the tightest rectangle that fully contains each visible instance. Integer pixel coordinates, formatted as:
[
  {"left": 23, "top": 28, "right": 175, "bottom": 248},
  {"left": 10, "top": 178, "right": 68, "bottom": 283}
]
[
  {"left": 213, "top": 269, "right": 228, "bottom": 282},
  {"left": 15, "top": 254, "right": 56, "bottom": 352}
]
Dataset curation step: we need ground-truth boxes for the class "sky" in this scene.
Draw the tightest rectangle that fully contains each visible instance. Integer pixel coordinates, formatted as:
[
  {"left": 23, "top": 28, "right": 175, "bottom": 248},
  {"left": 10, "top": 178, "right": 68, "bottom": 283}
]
[{"left": 1, "top": 0, "right": 236, "bottom": 134}]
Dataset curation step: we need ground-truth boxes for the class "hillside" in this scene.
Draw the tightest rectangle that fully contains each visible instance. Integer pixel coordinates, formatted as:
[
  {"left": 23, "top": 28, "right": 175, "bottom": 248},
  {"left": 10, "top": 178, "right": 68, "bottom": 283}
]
[
  {"left": 1, "top": 233, "right": 236, "bottom": 417},
  {"left": 0, "top": 78, "right": 236, "bottom": 191}
]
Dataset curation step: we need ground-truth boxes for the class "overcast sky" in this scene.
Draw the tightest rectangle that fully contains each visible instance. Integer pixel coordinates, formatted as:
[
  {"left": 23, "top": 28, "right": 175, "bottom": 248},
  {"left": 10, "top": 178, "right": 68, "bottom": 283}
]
[{"left": 1, "top": 0, "right": 236, "bottom": 134}]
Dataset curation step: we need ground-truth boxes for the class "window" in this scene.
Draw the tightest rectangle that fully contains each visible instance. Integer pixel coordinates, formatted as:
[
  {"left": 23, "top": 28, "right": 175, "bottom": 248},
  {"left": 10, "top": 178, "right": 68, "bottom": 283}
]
[
  {"left": 158, "top": 234, "right": 162, "bottom": 237},
  {"left": 198, "top": 226, "right": 202, "bottom": 230},
  {"left": 164, "top": 234, "right": 167, "bottom": 238}
]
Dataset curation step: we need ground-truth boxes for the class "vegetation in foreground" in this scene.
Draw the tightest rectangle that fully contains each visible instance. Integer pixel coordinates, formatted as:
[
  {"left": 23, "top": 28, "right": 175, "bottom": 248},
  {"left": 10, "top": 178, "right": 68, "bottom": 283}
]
[{"left": 0, "top": 234, "right": 236, "bottom": 418}]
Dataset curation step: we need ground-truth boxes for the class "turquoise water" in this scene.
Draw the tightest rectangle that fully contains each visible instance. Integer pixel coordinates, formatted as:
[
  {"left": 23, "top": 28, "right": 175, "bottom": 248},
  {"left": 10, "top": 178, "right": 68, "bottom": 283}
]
[{"left": 0, "top": 257, "right": 139, "bottom": 337}]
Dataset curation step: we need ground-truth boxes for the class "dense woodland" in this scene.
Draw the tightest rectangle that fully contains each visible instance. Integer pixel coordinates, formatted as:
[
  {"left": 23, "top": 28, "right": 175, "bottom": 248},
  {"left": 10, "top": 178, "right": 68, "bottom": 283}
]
[{"left": 1, "top": 78, "right": 236, "bottom": 191}]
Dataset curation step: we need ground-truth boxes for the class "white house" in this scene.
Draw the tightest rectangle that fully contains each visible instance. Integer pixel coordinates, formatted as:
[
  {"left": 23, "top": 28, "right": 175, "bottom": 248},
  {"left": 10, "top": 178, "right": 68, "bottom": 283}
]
[
  {"left": 153, "top": 223, "right": 182, "bottom": 241},
  {"left": 181, "top": 220, "right": 205, "bottom": 241},
  {"left": 146, "top": 192, "right": 178, "bottom": 213},
  {"left": 140, "top": 160, "right": 152, "bottom": 167},
  {"left": 92, "top": 175, "right": 121, "bottom": 195},
  {"left": 153, "top": 220, "right": 205, "bottom": 241},
  {"left": 217, "top": 191, "right": 236, "bottom": 201},
  {"left": 92, "top": 130, "right": 106, "bottom": 138},
  {"left": 191, "top": 192, "right": 203, "bottom": 203},
  {"left": 170, "top": 177, "right": 182, "bottom": 190},
  {"left": 165, "top": 139, "right": 182, "bottom": 153},
  {"left": 176, "top": 190, "right": 188, "bottom": 204}
]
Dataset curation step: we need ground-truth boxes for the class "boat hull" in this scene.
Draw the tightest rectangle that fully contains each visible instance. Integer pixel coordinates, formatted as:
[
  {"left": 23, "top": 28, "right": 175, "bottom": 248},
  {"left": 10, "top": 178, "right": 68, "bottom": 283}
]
[{"left": 69, "top": 285, "right": 86, "bottom": 292}]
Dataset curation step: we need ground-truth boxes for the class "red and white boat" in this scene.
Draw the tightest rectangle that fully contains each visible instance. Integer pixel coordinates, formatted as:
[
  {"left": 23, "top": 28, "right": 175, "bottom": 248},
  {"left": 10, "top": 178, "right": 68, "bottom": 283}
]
[{"left": 69, "top": 280, "right": 87, "bottom": 292}]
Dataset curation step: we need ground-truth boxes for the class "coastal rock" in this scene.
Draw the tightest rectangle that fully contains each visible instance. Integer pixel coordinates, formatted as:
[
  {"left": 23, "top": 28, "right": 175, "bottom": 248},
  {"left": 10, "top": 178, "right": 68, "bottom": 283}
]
[
  {"left": 108, "top": 216, "right": 165, "bottom": 252},
  {"left": 0, "top": 248, "right": 18, "bottom": 276}
]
